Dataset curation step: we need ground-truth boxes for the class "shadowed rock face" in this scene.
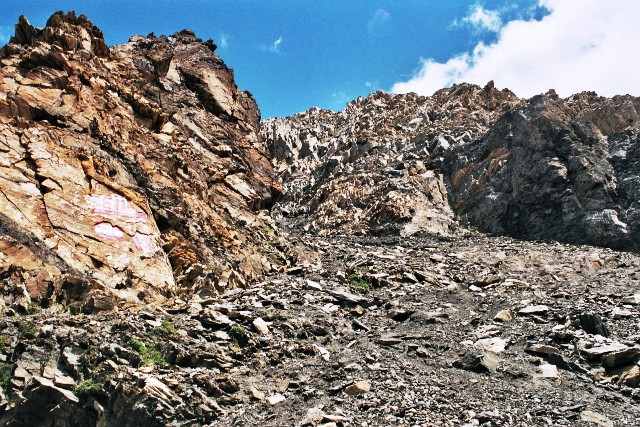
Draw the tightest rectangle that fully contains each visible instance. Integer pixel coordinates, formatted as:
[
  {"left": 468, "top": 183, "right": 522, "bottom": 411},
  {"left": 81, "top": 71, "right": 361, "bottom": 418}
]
[
  {"left": 448, "top": 91, "right": 640, "bottom": 251},
  {"left": 0, "top": 12, "right": 290, "bottom": 311},
  {"left": 264, "top": 86, "right": 640, "bottom": 252}
]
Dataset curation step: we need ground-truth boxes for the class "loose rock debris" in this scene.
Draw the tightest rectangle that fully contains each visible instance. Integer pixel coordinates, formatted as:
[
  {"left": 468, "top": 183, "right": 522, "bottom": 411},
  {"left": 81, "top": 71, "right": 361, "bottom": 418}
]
[{"left": 2, "top": 232, "right": 640, "bottom": 426}]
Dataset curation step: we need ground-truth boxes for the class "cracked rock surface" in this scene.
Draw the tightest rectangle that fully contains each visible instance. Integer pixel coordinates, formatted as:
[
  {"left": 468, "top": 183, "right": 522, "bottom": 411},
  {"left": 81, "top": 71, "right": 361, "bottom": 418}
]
[
  {"left": 263, "top": 85, "right": 640, "bottom": 251},
  {"left": 1, "top": 232, "right": 639, "bottom": 426},
  {"left": 0, "top": 12, "right": 292, "bottom": 310}
]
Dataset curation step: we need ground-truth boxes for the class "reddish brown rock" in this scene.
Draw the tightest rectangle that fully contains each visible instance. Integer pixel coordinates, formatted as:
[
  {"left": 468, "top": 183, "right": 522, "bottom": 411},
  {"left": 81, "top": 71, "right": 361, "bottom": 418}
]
[{"left": 0, "top": 12, "right": 290, "bottom": 306}]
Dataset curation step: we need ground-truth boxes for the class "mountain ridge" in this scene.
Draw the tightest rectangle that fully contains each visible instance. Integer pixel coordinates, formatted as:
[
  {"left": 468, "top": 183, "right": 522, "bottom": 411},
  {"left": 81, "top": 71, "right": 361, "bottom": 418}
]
[{"left": 262, "top": 83, "right": 640, "bottom": 251}]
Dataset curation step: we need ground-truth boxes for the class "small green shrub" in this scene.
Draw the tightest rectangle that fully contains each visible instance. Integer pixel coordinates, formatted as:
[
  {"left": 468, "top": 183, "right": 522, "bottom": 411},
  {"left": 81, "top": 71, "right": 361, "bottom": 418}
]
[
  {"left": 230, "top": 326, "right": 246, "bottom": 336},
  {"left": 0, "top": 362, "right": 12, "bottom": 392},
  {"left": 18, "top": 321, "right": 38, "bottom": 338},
  {"left": 348, "top": 273, "right": 371, "bottom": 291},
  {"left": 229, "top": 325, "right": 248, "bottom": 348},
  {"left": 26, "top": 302, "right": 42, "bottom": 315},
  {"left": 128, "top": 338, "right": 167, "bottom": 367},
  {"left": 0, "top": 336, "right": 7, "bottom": 351},
  {"left": 151, "top": 320, "right": 176, "bottom": 337},
  {"left": 73, "top": 378, "right": 101, "bottom": 397},
  {"left": 262, "top": 225, "right": 275, "bottom": 235}
]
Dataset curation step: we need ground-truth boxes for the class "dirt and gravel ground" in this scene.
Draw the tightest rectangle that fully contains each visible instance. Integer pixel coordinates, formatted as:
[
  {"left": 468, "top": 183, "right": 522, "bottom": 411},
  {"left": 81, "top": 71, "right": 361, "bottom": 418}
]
[
  {"left": 209, "top": 231, "right": 640, "bottom": 426},
  {"left": 2, "top": 230, "right": 639, "bottom": 426}
]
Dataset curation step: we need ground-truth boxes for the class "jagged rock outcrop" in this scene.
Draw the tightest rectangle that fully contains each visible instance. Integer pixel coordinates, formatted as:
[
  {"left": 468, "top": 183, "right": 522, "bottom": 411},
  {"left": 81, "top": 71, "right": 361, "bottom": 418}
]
[
  {"left": 263, "top": 84, "right": 640, "bottom": 251},
  {"left": 448, "top": 90, "right": 640, "bottom": 251},
  {"left": 262, "top": 84, "right": 520, "bottom": 236},
  {"left": 0, "top": 11, "right": 290, "bottom": 315},
  {"left": 0, "top": 10, "right": 297, "bottom": 426}
]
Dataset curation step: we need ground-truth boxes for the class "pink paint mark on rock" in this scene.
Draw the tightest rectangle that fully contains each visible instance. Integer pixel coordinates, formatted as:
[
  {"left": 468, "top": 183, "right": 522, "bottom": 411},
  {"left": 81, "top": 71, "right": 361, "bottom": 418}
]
[
  {"left": 86, "top": 195, "right": 147, "bottom": 222},
  {"left": 94, "top": 222, "right": 125, "bottom": 242},
  {"left": 133, "top": 233, "right": 157, "bottom": 255}
]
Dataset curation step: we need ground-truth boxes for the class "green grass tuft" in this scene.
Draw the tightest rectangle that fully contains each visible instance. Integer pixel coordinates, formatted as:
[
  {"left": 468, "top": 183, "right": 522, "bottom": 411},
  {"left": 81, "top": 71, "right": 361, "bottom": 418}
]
[
  {"left": 73, "top": 378, "right": 101, "bottom": 397},
  {"left": 18, "top": 321, "right": 38, "bottom": 338},
  {"left": 26, "top": 302, "right": 42, "bottom": 315},
  {"left": 348, "top": 273, "right": 372, "bottom": 291},
  {"left": 128, "top": 338, "right": 167, "bottom": 367},
  {"left": 0, "top": 362, "right": 13, "bottom": 392},
  {"left": 229, "top": 325, "right": 248, "bottom": 348},
  {"left": 262, "top": 225, "right": 275, "bottom": 235},
  {"left": 151, "top": 320, "right": 176, "bottom": 337}
]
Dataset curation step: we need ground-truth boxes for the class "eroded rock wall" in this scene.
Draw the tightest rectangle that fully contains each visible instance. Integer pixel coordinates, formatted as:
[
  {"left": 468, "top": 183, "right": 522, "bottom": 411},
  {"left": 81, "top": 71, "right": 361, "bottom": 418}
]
[
  {"left": 264, "top": 86, "right": 640, "bottom": 251},
  {"left": 0, "top": 11, "right": 289, "bottom": 312},
  {"left": 448, "top": 90, "right": 640, "bottom": 251},
  {"left": 262, "top": 83, "right": 520, "bottom": 236}
]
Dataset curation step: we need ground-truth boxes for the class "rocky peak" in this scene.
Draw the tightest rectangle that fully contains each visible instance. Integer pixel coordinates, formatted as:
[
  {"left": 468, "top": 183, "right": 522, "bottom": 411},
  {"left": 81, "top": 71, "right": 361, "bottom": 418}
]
[
  {"left": 7, "top": 11, "right": 109, "bottom": 59},
  {"left": 261, "top": 82, "right": 521, "bottom": 236},
  {"left": 263, "top": 84, "right": 639, "bottom": 251},
  {"left": 0, "top": 12, "right": 292, "bottom": 314}
]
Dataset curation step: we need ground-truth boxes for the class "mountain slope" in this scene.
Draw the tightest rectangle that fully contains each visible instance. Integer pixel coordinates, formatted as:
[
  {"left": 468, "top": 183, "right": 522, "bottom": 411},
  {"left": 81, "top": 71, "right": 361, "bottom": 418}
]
[
  {"left": 262, "top": 84, "right": 640, "bottom": 251},
  {"left": 0, "top": 11, "right": 639, "bottom": 427}
]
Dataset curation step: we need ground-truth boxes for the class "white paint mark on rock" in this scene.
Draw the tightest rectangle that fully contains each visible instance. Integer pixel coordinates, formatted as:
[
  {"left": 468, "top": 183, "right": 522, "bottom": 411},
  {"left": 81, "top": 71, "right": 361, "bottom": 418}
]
[
  {"left": 133, "top": 233, "right": 157, "bottom": 255},
  {"left": 86, "top": 194, "right": 147, "bottom": 222},
  {"left": 94, "top": 222, "right": 125, "bottom": 242}
]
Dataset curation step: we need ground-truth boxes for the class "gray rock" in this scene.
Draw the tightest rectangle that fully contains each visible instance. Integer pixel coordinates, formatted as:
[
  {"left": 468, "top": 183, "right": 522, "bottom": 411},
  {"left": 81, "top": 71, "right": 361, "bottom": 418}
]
[
  {"left": 519, "top": 305, "right": 550, "bottom": 315},
  {"left": 474, "top": 337, "right": 507, "bottom": 353},
  {"left": 266, "top": 393, "right": 286, "bottom": 405},
  {"left": 536, "top": 363, "right": 560, "bottom": 379},
  {"left": 454, "top": 351, "right": 502, "bottom": 373},
  {"left": 576, "top": 312, "right": 611, "bottom": 337},
  {"left": 581, "top": 342, "right": 628, "bottom": 359},
  {"left": 602, "top": 347, "right": 640, "bottom": 369},
  {"left": 526, "top": 344, "right": 561, "bottom": 356},
  {"left": 580, "top": 410, "right": 613, "bottom": 427}
]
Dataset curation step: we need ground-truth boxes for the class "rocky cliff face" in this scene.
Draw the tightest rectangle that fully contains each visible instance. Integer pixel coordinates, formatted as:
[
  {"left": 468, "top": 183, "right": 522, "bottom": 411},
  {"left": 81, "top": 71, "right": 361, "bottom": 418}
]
[
  {"left": 263, "top": 84, "right": 640, "bottom": 251},
  {"left": 448, "top": 90, "right": 640, "bottom": 251},
  {"left": 262, "top": 84, "right": 521, "bottom": 236},
  {"left": 0, "top": 11, "right": 289, "bottom": 315},
  {"left": 0, "top": 11, "right": 299, "bottom": 426}
]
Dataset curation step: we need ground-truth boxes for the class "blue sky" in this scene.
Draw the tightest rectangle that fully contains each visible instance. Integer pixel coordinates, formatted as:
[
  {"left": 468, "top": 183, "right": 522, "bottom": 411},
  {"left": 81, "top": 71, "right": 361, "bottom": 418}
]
[{"left": 1, "top": 1, "right": 639, "bottom": 118}]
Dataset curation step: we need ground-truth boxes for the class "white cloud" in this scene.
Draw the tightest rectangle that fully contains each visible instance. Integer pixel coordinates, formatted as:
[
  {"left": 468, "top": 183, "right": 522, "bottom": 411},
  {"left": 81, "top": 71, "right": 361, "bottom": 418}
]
[
  {"left": 392, "top": 0, "right": 640, "bottom": 99},
  {"left": 365, "top": 80, "right": 380, "bottom": 90},
  {"left": 218, "top": 33, "right": 229, "bottom": 49},
  {"left": 460, "top": 4, "right": 502, "bottom": 33},
  {"left": 368, "top": 9, "right": 391, "bottom": 34},
  {"left": 262, "top": 36, "right": 283, "bottom": 54}
]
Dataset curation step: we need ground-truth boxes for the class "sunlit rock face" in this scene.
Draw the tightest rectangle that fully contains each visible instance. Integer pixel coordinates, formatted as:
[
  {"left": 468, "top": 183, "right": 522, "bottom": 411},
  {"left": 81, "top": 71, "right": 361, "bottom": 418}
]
[
  {"left": 262, "top": 83, "right": 521, "bottom": 237},
  {"left": 0, "top": 11, "right": 290, "bottom": 310},
  {"left": 263, "top": 85, "right": 640, "bottom": 252}
]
